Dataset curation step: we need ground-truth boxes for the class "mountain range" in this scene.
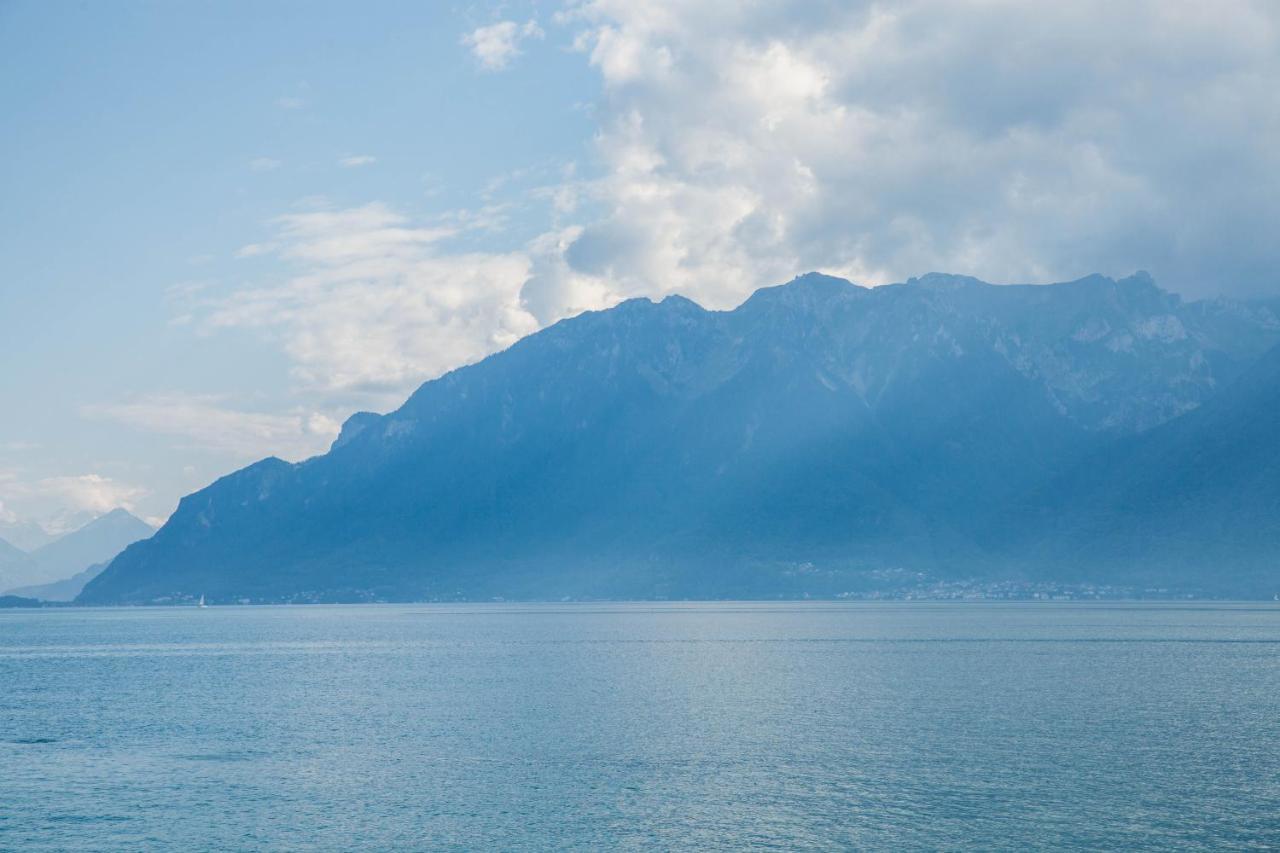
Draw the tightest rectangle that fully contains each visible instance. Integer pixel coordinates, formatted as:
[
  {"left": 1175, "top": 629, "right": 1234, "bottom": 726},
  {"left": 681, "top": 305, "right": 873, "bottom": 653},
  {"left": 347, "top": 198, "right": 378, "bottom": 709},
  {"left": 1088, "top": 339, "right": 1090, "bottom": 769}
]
[
  {"left": 6, "top": 562, "right": 110, "bottom": 603},
  {"left": 0, "top": 518, "right": 60, "bottom": 553},
  {"left": 1, "top": 509, "right": 154, "bottom": 597},
  {"left": 80, "top": 272, "right": 1280, "bottom": 603}
]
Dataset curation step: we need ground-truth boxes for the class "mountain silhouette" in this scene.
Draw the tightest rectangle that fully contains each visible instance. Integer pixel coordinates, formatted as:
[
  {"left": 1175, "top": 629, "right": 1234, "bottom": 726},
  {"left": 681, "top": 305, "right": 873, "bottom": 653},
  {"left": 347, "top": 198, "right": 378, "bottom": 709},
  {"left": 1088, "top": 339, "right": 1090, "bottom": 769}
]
[{"left": 80, "top": 273, "right": 1280, "bottom": 603}]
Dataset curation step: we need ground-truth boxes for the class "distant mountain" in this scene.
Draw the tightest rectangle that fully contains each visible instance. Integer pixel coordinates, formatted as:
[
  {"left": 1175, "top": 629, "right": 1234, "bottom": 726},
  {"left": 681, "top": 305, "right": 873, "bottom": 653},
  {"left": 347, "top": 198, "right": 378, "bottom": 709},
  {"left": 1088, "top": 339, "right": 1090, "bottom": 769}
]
[
  {"left": 80, "top": 273, "right": 1280, "bottom": 604},
  {"left": 7, "top": 561, "right": 108, "bottom": 602},
  {"left": 0, "top": 520, "right": 56, "bottom": 553},
  {"left": 3, "top": 509, "right": 154, "bottom": 593}
]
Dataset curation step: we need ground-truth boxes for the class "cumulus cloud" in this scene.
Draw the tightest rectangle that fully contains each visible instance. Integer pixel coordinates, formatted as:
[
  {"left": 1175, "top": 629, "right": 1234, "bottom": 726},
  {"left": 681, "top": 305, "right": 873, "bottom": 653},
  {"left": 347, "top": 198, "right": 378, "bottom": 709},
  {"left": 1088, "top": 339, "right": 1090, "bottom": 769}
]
[
  {"left": 33, "top": 474, "right": 146, "bottom": 516},
  {"left": 84, "top": 393, "right": 342, "bottom": 462},
  {"left": 463, "top": 19, "right": 545, "bottom": 71},
  {"left": 339, "top": 154, "right": 377, "bottom": 168},
  {"left": 185, "top": 2, "right": 1280, "bottom": 405},
  {"left": 542, "top": 0, "right": 1280, "bottom": 301},
  {"left": 249, "top": 157, "right": 282, "bottom": 172},
  {"left": 0, "top": 471, "right": 145, "bottom": 522},
  {"left": 0, "top": 473, "right": 157, "bottom": 536},
  {"left": 203, "top": 202, "right": 540, "bottom": 394}
]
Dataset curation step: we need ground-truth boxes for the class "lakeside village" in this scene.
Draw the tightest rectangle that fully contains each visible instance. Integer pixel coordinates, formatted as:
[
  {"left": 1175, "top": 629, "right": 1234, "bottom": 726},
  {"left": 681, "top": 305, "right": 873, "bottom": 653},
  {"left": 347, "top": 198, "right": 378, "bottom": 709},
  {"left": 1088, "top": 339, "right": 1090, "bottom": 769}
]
[{"left": 834, "top": 576, "right": 1206, "bottom": 601}]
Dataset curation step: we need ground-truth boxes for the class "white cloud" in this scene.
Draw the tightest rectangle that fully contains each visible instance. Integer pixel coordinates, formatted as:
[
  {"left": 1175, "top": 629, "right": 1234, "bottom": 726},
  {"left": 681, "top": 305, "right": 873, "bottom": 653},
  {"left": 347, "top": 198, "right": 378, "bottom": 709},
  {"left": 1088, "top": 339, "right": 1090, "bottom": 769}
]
[
  {"left": 463, "top": 19, "right": 545, "bottom": 71},
  {"left": 339, "top": 155, "right": 377, "bottom": 168},
  {"left": 276, "top": 96, "right": 306, "bottom": 110},
  {"left": 34, "top": 474, "right": 146, "bottom": 516},
  {"left": 84, "top": 393, "right": 342, "bottom": 462},
  {"left": 249, "top": 157, "right": 281, "bottom": 172},
  {"left": 234, "top": 243, "right": 275, "bottom": 259},
  {"left": 0, "top": 473, "right": 147, "bottom": 529},
  {"left": 174, "top": 1, "right": 1280, "bottom": 418},
  {"left": 1, "top": 470, "right": 150, "bottom": 536},
  {"left": 195, "top": 202, "right": 541, "bottom": 394},
  {"left": 267, "top": 202, "right": 459, "bottom": 264},
  {"left": 545, "top": 0, "right": 1280, "bottom": 301}
]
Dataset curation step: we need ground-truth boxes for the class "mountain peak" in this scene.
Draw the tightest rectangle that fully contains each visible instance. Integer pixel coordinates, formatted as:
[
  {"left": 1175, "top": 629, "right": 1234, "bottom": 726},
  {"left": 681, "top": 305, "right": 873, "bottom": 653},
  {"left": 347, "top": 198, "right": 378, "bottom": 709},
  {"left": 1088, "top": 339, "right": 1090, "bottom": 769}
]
[
  {"left": 658, "top": 293, "right": 704, "bottom": 311},
  {"left": 332, "top": 411, "right": 382, "bottom": 451},
  {"left": 100, "top": 507, "right": 144, "bottom": 523},
  {"left": 76, "top": 508, "right": 153, "bottom": 534},
  {"left": 1114, "top": 270, "right": 1168, "bottom": 299},
  {"left": 788, "top": 271, "right": 859, "bottom": 291},
  {"left": 741, "top": 272, "right": 860, "bottom": 312},
  {"left": 906, "top": 272, "right": 988, "bottom": 290}
]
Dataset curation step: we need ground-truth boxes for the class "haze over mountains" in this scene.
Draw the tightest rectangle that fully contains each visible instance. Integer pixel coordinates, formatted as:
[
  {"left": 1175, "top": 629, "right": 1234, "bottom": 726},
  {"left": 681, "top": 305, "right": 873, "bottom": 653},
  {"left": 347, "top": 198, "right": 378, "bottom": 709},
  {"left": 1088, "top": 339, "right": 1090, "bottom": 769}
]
[
  {"left": 1, "top": 509, "right": 154, "bottom": 599},
  {"left": 1014, "top": 340, "right": 1280, "bottom": 592},
  {"left": 80, "top": 272, "right": 1280, "bottom": 604},
  {"left": 0, "top": 518, "right": 60, "bottom": 553},
  {"left": 0, "top": 538, "right": 26, "bottom": 581}
]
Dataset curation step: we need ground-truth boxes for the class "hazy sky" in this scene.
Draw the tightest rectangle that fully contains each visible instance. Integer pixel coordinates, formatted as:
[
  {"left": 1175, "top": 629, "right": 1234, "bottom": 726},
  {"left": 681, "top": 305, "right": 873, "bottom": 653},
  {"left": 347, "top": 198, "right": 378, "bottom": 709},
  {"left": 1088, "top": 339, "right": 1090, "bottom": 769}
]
[{"left": 2, "top": 0, "right": 1279, "bottom": 529}]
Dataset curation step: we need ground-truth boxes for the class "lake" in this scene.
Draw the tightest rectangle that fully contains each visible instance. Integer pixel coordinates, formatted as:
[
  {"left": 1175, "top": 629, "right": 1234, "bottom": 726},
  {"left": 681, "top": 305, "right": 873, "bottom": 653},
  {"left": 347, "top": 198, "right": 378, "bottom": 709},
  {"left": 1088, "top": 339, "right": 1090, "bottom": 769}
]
[{"left": 2, "top": 602, "right": 1279, "bottom": 849}]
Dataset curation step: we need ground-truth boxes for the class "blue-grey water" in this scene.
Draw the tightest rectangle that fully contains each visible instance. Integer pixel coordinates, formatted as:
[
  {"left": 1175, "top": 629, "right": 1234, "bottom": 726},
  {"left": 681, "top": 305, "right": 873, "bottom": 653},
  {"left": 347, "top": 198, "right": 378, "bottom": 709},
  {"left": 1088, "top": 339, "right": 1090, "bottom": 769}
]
[{"left": 3, "top": 602, "right": 1280, "bottom": 850}]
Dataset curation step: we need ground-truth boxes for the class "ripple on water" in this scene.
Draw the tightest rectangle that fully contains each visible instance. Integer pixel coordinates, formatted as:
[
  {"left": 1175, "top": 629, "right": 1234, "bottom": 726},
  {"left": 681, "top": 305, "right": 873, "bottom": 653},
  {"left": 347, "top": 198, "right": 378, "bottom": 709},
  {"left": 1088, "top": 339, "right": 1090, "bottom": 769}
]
[{"left": 3, "top": 602, "right": 1280, "bottom": 850}]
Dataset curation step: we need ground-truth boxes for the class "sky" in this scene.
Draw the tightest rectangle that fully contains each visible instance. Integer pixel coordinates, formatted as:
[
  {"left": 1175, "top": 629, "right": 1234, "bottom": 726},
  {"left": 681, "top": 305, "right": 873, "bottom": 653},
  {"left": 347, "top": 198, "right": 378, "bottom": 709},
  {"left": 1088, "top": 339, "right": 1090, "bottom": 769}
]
[{"left": 1, "top": 0, "right": 1279, "bottom": 532}]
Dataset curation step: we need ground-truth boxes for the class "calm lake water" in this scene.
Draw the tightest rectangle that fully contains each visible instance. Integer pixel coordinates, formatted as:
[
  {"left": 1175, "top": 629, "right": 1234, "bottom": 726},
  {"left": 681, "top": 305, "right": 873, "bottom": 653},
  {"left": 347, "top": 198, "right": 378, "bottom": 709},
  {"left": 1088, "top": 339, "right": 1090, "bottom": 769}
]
[{"left": 2, "top": 602, "right": 1279, "bottom": 850}]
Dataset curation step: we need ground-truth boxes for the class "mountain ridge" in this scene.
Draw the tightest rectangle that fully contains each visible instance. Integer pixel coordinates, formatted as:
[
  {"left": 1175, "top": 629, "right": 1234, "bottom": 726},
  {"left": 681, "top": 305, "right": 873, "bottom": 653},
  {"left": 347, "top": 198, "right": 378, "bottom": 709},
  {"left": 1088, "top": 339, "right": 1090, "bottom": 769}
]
[
  {"left": 80, "top": 272, "right": 1280, "bottom": 603},
  {"left": 2, "top": 509, "right": 155, "bottom": 594}
]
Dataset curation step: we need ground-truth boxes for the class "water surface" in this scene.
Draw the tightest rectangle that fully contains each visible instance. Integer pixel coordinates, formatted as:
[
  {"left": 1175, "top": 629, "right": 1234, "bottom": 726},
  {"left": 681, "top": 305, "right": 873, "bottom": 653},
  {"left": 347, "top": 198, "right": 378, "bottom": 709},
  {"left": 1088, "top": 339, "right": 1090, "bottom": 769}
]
[{"left": 3, "top": 602, "right": 1279, "bottom": 849}]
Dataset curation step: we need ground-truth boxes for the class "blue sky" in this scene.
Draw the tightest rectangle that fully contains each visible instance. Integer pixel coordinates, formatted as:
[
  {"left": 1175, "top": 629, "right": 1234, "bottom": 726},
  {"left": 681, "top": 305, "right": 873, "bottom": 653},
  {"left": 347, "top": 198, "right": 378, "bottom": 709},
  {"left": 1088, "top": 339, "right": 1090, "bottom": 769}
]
[{"left": 2, "top": 1, "right": 1279, "bottom": 531}]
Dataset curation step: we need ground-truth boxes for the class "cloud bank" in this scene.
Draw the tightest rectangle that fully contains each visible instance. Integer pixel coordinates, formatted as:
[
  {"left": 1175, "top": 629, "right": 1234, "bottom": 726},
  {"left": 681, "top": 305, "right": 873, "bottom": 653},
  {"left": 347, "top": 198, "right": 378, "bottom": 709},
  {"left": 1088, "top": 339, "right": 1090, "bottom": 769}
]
[
  {"left": 193, "top": 2, "right": 1280, "bottom": 402},
  {"left": 0, "top": 472, "right": 148, "bottom": 533},
  {"left": 546, "top": 0, "right": 1280, "bottom": 305},
  {"left": 85, "top": 393, "right": 342, "bottom": 462},
  {"left": 214, "top": 202, "right": 538, "bottom": 395}
]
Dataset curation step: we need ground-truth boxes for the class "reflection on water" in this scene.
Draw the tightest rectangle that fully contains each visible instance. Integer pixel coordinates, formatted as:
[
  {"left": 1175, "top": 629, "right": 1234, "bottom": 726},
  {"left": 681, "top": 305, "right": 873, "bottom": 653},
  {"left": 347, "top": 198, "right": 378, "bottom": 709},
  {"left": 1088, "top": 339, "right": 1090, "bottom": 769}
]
[{"left": 3, "top": 602, "right": 1279, "bottom": 849}]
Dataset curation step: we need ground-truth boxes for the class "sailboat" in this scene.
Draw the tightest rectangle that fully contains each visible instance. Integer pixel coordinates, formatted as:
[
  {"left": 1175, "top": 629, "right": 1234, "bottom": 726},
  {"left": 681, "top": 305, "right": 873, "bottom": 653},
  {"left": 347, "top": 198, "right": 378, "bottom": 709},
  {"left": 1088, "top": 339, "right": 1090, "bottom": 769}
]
[{"left": 198, "top": 594, "right": 207, "bottom": 608}]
